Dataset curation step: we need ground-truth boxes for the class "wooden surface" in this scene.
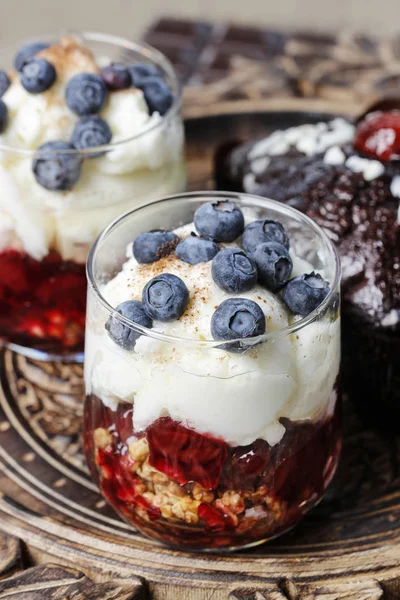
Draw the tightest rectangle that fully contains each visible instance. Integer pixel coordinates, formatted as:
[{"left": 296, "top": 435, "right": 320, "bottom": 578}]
[
  {"left": 0, "top": 554, "right": 145, "bottom": 599},
  {"left": 0, "top": 530, "right": 22, "bottom": 578},
  {"left": 1, "top": 106, "right": 400, "bottom": 599}
]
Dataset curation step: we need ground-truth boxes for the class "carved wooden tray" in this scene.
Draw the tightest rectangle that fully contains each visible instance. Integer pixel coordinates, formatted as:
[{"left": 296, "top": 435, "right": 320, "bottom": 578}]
[{"left": 1, "top": 104, "right": 400, "bottom": 600}]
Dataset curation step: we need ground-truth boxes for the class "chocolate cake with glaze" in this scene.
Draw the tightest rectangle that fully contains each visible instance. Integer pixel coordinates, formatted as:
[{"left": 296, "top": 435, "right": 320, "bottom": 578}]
[{"left": 215, "top": 112, "right": 400, "bottom": 427}]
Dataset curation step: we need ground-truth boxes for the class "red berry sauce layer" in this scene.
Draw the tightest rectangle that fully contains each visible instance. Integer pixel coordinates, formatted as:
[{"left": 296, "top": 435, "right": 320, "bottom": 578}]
[
  {"left": 84, "top": 390, "right": 341, "bottom": 550},
  {"left": 0, "top": 249, "right": 86, "bottom": 354}
]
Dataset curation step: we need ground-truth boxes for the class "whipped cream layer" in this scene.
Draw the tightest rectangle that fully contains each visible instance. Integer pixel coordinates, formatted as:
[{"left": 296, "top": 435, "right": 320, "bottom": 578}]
[
  {"left": 85, "top": 223, "right": 340, "bottom": 448},
  {"left": 0, "top": 37, "right": 185, "bottom": 262}
]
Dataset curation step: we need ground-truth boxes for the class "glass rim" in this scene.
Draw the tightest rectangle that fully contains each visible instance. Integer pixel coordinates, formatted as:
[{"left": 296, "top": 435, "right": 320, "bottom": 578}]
[
  {"left": 0, "top": 30, "right": 182, "bottom": 157},
  {"left": 87, "top": 191, "right": 342, "bottom": 348}
]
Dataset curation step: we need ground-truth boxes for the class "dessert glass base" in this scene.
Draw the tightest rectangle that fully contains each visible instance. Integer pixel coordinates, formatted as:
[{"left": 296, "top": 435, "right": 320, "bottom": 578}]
[{"left": 84, "top": 390, "right": 341, "bottom": 551}]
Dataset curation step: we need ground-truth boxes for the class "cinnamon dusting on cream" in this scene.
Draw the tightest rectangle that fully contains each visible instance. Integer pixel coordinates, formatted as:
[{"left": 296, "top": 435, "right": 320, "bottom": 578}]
[{"left": 37, "top": 36, "right": 98, "bottom": 81}]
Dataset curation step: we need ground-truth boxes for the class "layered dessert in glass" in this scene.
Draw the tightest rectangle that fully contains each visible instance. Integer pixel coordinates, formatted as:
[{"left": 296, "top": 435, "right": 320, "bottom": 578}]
[
  {"left": 216, "top": 113, "right": 400, "bottom": 427},
  {"left": 84, "top": 191, "right": 341, "bottom": 550},
  {"left": 0, "top": 32, "right": 185, "bottom": 359}
]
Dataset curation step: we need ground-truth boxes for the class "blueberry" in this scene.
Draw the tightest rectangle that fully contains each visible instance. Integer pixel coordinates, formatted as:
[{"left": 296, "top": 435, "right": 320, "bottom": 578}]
[
  {"left": 251, "top": 242, "right": 292, "bottom": 292},
  {"left": 211, "top": 298, "right": 266, "bottom": 352},
  {"left": 32, "top": 141, "right": 82, "bottom": 191},
  {"left": 175, "top": 233, "right": 219, "bottom": 265},
  {"left": 106, "top": 300, "right": 152, "bottom": 349},
  {"left": 142, "top": 273, "right": 189, "bottom": 321},
  {"left": 0, "top": 100, "right": 8, "bottom": 134},
  {"left": 241, "top": 219, "right": 289, "bottom": 254},
  {"left": 142, "top": 77, "right": 174, "bottom": 116},
  {"left": 65, "top": 73, "right": 107, "bottom": 116},
  {"left": 71, "top": 116, "right": 112, "bottom": 156},
  {"left": 128, "top": 64, "right": 159, "bottom": 89},
  {"left": 212, "top": 248, "right": 257, "bottom": 293},
  {"left": 282, "top": 272, "right": 330, "bottom": 316},
  {"left": 133, "top": 230, "right": 179, "bottom": 264},
  {"left": 14, "top": 42, "right": 50, "bottom": 71},
  {"left": 100, "top": 63, "right": 131, "bottom": 90},
  {"left": 20, "top": 58, "right": 56, "bottom": 94},
  {"left": 0, "top": 70, "right": 10, "bottom": 97},
  {"left": 194, "top": 200, "right": 245, "bottom": 243}
]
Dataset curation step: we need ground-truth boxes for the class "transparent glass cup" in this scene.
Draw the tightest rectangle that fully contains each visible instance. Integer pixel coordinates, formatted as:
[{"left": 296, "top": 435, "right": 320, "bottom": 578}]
[
  {"left": 84, "top": 191, "right": 341, "bottom": 551},
  {"left": 0, "top": 32, "right": 185, "bottom": 361}
]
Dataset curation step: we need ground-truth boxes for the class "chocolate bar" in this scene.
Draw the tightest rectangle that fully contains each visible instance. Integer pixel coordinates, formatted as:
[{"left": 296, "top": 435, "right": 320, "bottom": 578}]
[{"left": 142, "top": 17, "right": 400, "bottom": 108}]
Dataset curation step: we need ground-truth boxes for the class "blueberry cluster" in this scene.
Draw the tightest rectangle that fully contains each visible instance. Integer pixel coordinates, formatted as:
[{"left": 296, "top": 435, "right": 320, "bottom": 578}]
[
  {"left": 106, "top": 200, "right": 331, "bottom": 353},
  {"left": 0, "top": 40, "right": 174, "bottom": 191},
  {"left": 106, "top": 272, "right": 190, "bottom": 350}
]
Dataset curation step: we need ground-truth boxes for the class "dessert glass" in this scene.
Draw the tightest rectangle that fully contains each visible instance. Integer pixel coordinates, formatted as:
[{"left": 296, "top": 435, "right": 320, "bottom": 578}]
[
  {"left": 0, "top": 32, "right": 185, "bottom": 361},
  {"left": 84, "top": 191, "right": 341, "bottom": 551}
]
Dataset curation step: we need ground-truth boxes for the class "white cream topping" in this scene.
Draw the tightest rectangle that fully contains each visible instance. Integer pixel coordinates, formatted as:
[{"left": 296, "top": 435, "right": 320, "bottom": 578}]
[
  {"left": 381, "top": 309, "right": 399, "bottom": 327},
  {"left": 245, "top": 117, "right": 392, "bottom": 189},
  {"left": 250, "top": 156, "right": 270, "bottom": 174},
  {"left": 249, "top": 118, "right": 355, "bottom": 161},
  {"left": 243, "top": 172, "right": 256, "bottom": 191},
  {"left": 391, "top": 175, "right": 400, "bottom": 198},
  {"left": 0, "top": 36, "right": 185, "bottom": 262},
  {"left": 390, "top": 175, "right": 400, "bottom": 222},
  {"left": 324, "top": 146, "right": 386, "bottom": 181},
  {"left": 323, "top": 145, "right": 346, "bottom": 166},
  {"left": 345, "top": 155, "right": 385, "bottom": 181},
  {"left": 85, "top": 223, "right": 340, "bottom": 448}
]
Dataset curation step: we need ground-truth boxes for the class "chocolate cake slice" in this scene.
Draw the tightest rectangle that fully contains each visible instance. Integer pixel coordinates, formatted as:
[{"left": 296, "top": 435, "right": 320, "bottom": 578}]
[{"left": 216, "top": 113, "right": 400, "bottom": 427}]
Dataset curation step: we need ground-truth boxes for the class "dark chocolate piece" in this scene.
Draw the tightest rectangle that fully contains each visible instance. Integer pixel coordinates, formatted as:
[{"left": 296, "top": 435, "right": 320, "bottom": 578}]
[{"left": 142, "top": 16, "right": 382, "bottom": 101}]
